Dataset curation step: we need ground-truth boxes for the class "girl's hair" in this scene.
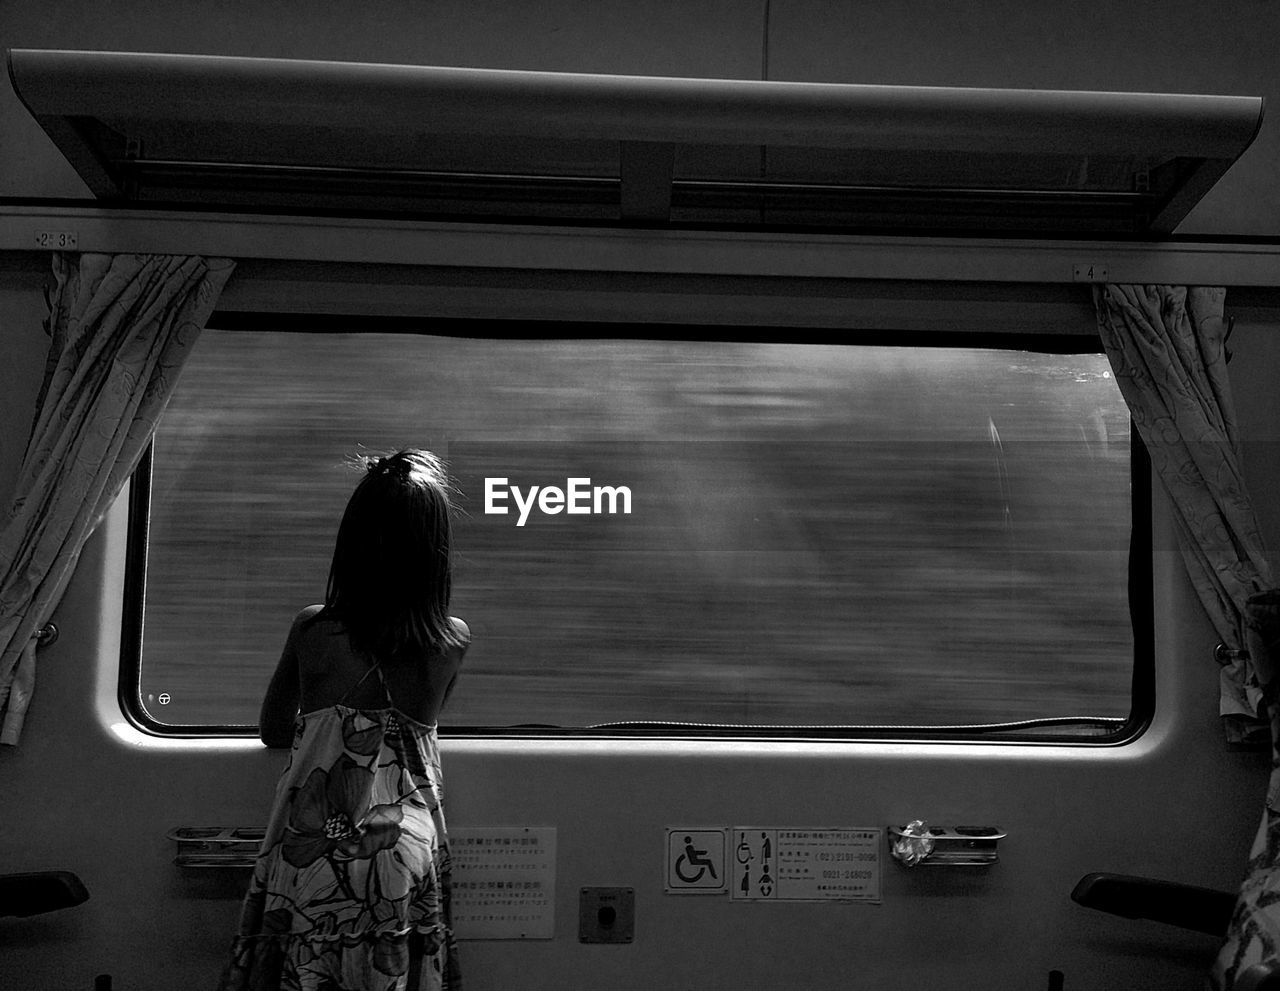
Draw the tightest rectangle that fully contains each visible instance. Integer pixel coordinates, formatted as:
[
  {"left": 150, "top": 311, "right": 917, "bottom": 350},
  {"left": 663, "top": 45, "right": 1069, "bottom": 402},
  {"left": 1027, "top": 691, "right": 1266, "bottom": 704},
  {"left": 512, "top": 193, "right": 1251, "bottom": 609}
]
[{"left": 321, "top": 449, "right": 465, "bottom": 661}]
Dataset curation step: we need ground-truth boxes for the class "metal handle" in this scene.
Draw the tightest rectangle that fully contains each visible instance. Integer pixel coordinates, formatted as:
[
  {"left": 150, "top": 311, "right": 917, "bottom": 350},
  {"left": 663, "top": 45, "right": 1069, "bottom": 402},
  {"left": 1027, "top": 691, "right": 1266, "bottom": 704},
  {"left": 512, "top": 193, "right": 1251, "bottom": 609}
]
[{"left": 889, "top": 823, "right": 1005, "bottom": 867}]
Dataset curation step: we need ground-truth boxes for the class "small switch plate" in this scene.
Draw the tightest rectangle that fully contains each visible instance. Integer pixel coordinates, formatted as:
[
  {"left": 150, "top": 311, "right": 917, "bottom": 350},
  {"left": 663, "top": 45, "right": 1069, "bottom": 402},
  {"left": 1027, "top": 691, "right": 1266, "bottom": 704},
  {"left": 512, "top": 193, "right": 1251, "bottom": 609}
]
[{"left": 579, "top": 886, "right": 634, "bottom": 943}]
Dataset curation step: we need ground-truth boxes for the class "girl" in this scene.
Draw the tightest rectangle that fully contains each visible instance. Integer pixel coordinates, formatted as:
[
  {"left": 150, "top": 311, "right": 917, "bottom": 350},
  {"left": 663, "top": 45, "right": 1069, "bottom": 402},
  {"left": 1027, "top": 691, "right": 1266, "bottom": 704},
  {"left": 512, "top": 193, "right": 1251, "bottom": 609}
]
[{"left": 219, "top": 450, "right": 470, "bottom": 991}]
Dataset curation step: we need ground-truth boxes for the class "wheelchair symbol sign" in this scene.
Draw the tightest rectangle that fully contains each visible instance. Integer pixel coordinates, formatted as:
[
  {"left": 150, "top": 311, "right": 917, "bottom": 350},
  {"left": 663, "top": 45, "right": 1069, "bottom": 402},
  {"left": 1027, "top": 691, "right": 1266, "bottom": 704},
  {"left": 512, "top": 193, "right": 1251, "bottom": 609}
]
[{"left": 665, "top": 828, "right": 727, "bottom": 893}]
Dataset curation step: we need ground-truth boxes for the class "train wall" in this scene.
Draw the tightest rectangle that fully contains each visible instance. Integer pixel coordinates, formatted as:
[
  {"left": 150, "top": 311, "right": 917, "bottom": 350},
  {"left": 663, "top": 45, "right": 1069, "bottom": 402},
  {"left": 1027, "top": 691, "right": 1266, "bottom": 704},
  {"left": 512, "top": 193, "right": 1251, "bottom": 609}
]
[{"left": 3, "top": 2, "right": 1280, "bottom": 989}]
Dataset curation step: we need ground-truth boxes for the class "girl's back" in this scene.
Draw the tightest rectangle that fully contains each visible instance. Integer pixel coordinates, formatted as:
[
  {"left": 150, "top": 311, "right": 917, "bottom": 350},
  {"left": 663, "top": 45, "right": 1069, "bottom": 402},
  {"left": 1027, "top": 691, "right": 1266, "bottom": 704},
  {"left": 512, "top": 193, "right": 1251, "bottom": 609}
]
[{"left": 293, "top": 605, "right": 469, "bottom": 727}]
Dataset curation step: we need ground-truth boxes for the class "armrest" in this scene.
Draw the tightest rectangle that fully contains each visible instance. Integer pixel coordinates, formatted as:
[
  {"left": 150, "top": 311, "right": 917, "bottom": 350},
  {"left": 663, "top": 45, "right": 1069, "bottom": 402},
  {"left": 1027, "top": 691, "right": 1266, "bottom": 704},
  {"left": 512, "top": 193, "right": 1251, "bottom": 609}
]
[
  {"left": 1071, "top": 871, "right": 1236, "bottom": 937},
  {"left": 0, "top": 871, "right": 89, "bottom": 918}
]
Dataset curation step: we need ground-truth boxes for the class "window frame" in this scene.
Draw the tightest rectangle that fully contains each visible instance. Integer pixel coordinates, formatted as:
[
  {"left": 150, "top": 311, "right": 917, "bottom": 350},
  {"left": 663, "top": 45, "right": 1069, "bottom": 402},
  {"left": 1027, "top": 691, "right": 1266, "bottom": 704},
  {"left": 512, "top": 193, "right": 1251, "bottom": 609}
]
[{"left": 117, "top": 317, "right": 1154, "bottom": 745}]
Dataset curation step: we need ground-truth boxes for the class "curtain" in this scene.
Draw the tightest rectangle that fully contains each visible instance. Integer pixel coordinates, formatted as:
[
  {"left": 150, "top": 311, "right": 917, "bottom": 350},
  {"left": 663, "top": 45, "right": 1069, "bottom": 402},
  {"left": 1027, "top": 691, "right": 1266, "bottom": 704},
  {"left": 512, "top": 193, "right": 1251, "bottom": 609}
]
[
  {"left": 0, "top": 252, "right": 235, "bottom": 746},
  {"left": 1214, "top": 589, "right": 1280, "bottom": 989},
  {"left": 1093, "top": 284, "right": 1274, "bottom": 745}
]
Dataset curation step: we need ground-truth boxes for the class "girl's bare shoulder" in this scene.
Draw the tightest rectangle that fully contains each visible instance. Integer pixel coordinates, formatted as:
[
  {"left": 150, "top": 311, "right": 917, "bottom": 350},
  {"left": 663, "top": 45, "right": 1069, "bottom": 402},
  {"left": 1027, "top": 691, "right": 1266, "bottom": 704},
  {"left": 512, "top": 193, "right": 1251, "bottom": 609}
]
[
  {"left": 291, "top": 606, "right": 351, "bottom": 672},
  {"left": 295, "top": 603, "right": 326, "bottom": 625},
  {"left": 434, "top": 617, "right": 470, "bottom": 677}
]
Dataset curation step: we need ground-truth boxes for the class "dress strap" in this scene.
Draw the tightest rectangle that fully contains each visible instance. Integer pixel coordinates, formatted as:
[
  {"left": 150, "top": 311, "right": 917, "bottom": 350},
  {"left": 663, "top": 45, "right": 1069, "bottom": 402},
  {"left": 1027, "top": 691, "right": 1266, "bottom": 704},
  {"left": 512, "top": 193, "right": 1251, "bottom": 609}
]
[
  {"left": 338, "top": 661, "right": 395, "bottom": 708},
  {"left": 373, "top": 665, "right": 395, "bottom": 708}
]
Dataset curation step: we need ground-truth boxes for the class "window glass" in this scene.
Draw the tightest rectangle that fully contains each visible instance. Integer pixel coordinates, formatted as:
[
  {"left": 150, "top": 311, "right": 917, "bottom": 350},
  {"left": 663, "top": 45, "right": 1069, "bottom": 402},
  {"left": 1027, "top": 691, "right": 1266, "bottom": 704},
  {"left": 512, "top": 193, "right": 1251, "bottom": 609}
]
[{"left": 134, "top": 328, "right": 1136, "bottom": 735}]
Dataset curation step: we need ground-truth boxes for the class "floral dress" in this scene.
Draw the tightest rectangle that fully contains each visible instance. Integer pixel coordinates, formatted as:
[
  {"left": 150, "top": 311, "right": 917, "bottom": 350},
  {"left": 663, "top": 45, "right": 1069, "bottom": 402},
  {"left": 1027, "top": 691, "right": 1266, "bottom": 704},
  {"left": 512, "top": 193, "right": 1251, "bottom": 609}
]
[{"left": 218, "top": 668, "right": 460, "bottom": 991}]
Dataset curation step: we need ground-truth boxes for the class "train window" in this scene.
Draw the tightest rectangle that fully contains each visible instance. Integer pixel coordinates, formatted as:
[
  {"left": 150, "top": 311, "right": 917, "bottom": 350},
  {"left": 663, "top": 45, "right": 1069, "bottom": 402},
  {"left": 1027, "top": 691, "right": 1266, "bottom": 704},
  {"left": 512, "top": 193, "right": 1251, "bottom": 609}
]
[{"left": 123, "top": 324, "right": 1147, "bottom": 740}]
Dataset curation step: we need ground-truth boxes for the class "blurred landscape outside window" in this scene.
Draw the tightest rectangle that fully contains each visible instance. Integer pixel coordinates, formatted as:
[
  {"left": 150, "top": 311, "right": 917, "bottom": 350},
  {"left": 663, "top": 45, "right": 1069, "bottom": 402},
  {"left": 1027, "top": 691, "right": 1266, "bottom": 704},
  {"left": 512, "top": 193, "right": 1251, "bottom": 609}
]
[{"left": 136, "top": 329, "right": 1135, "bottom": 732}]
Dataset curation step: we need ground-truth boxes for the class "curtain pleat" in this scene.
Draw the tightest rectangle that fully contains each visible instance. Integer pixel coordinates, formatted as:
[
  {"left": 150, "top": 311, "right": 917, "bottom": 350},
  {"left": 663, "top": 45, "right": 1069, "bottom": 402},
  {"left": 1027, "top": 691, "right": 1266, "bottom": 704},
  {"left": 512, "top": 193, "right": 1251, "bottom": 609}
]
[{"left": 0, "top": 252, "right": 235, "bottom": 745}]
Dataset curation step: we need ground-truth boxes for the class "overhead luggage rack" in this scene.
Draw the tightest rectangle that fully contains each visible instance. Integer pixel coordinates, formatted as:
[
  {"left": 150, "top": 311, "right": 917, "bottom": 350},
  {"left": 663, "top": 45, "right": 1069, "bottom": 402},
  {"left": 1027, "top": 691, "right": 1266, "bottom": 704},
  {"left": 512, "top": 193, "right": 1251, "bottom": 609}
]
[{"left": 6, "top": 49, "right": 1264, "bottom": 234}]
